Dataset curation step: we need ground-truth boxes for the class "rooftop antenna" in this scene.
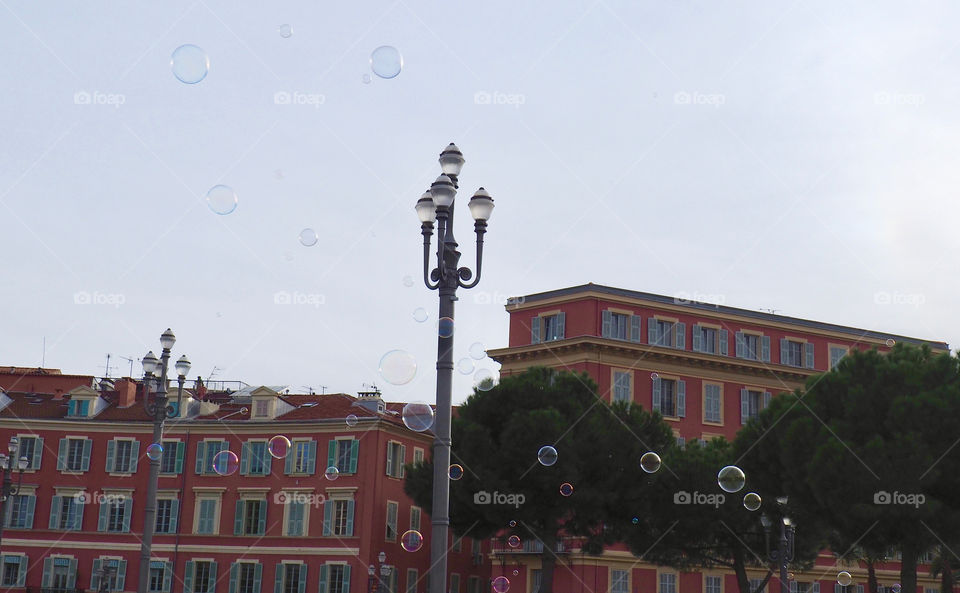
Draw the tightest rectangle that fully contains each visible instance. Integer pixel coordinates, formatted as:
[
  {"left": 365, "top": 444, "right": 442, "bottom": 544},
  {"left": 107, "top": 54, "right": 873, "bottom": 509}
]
[
  {"left": 115, "top": 355, "right": 136, "bottom": 378},
  {"left": 207, "top": 366, "right": 221, "bottom": 381},
  {"left": 301, "top": 386, "right": 316, "bottom": 395},
  {"left": 41, "top": 337, "right": 46, "bottom": 367},
  {"left": 760, "top": 308, "right": 780, "bottom": 315},
  {"left": 103, "top": 354, "right": 115, "bottom": 378}
]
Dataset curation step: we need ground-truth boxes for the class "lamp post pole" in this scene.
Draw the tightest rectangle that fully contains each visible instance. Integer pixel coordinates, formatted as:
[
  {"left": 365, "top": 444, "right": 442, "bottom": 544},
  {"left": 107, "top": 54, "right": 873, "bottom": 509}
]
[
  {"left": 137, "top": 330, "right": 190, "bottom": 593},
  {"left": 416, "top": 143, "right": 495, "bottom": 593},
  {"left": 0, "top": 437, "right": 28, "bottom": 552},
  {"left": 762, "top": 511, "right": 795, "bottom": 591}
]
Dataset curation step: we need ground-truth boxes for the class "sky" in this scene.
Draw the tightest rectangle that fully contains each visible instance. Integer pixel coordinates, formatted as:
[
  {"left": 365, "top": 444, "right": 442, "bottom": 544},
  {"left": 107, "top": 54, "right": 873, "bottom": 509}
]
[{"left": 2, "top": 1, "right": 959, "bottom": 405}]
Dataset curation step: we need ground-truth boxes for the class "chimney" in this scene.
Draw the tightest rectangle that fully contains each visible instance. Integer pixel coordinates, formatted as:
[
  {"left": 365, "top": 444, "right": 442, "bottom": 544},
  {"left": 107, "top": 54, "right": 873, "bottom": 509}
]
[
  {"left": 355, "top": 387, "right": 385, "bottom": 414},
  {"left": 53, "top": 388, "right": 64, "bottom": 400},
  {"left": 196, "top": 376, "right": 207, "bottom": 400},
  {"left": 115, "top": 378, "right": 137, "bottom": 408}
]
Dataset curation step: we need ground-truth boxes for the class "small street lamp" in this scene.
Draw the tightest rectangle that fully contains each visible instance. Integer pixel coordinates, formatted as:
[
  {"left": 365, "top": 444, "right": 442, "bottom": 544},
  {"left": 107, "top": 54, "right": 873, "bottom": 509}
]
[
  {"left": 98, "top": 563, "right": 117, "bottom": 593},
  {"left": 0, "top": 436, "right": 29, "bottom": 552},
  {"left": 369, "top": 552, "right": 393, "bottom": 593},
  {"left": 761, "top": 505, "right": 795, "bottom": 590}
]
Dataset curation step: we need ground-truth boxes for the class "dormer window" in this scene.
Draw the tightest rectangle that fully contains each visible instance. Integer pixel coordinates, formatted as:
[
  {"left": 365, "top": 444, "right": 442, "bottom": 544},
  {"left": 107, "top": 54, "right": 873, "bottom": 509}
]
[
  {"left": 65, "top": 386, "right": 102, "bottom": 418},
  {"left": 68, "top": 399, "right": 90, "bottom": 417},
  {"left": 255, "top": 400, "right": 269, "bottom": 417},
  {"left": 248, "top": 386, "right": 281, "bottom": 419}
]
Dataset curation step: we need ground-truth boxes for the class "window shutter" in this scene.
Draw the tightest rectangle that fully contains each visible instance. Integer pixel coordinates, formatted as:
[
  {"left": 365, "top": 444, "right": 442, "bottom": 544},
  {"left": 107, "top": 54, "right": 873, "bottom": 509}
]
[
  {"left": 349, "top": 440, "right": 359, "bottom": 473},
  {"left": 42, "top": 557, "right": 53, "bottom": 587},
  {"left": 175, "top": 442, "right": 185, "bottom": 473},
  {"left": 81, "top": 439, "right": 92, "bottom": 471},
  {"left": 25, "top": 495, "right": 36, "bottom": 528},
  {"left": 323, "top": 501, "right": 333, "bottom": 536},
  {"left": 74, "top": 498, "right": 84, "bottom": 530},
  {"left": 67, "top": 558, "right": 78, "bottom": 589},
  {"left": 130, "top": 440, "right": 140, "bottom": 473},
  {"left": 170, "top": 499, "right": 180, "bottom": 532},
  {"left": 805, "top": 342, "right": 815, "bottom": 368},
  {"left": 740, "top": 389, "right": 749, "bottom": 425},
  {"left": 834, "top": 584, "right": 842, "bottom": 593},
  {"left": 780, "top": 338, "right": 788, "bottom": 364},
  {"left": 33, "top": 437, "right": 43, "bottom": 469},
  {"left": 257, "top": 500, "right": 267, "bottom": 534},
  {"left": 761, "top": 336, "right": 771, "bottom": 362},
  {"left": 675, "top": 322, "right": 685, "bottom": 349},
  {"left": 49, "top": 496, "right": 62, "bottom": 529},
  {"left": 17, "top": 556, "right": 26, "bottom": 586},
  {"left": 648, "top": 319, "right": 657, "bottom": 344},
  {"left": 307, "top": 441, "right": 318, "bottom": 474},
  {"left": 229, "top": 563, "right": 239, "bottom": 593},
  {"left": 196, "top": 441, "right": 206, "bottom": 474},
  {"left": 234, "top": 500, "right": 244, "bottom": 535},
  {"left": 263, "top": 447, "right": 272, "bottom": 475},
  {"left": 813, "top": 583, "right": 820, "bottom": 593},
  {"left": 298, "top": 564, "right": 308, "bottom": 593},
  {"left": 106, "top": 440, "right": 116, "bottom": 472},
  {"left": 735, "top": 332, "right": 744, "bottom": 358},
  {"left": 291, "top": 502, "right": 304, "bottom": 535},
  {"left": 275, "top": 563, "right": 284, "bottom": 593},
  {"left": 630, "top": 315, "right": 641, "bottom": 342},
  {"left": 285, "top": 445, "right": 295, "bottom": 474},
  {"left": 327, "top": 440, "right": 337, "bottom": 470},
  {"left": 3, "top": 496, "right": 12, "bottom": 526},
  {"left": 652, "top": 377, "right": 662, "bottom": 414},
  {"left": 318, "top": 565, "right": 329, "bottom": 593},
  {"left": 692, "top": 325, "right": 701, "bottom": 352},
  {"left": 57, "top": 438, "right": 67, "bottom": 470},
  {"left": 719, "top": 329, "right": 729, "bottom": 356},
  {"left": 253, "top": 563, "right": 263, "bottom": 593},
  {"left": 400, "top": 445, "right": 406, "bottom": 477},
  {"left": 161, "top": 561, "right": 173, "bottom": 592},
  {"left": 346, "top": 500, "right": 355, "bottom": 535},
  {"left": 601, "top": 310, "right": 612, "bottom": 338},
  {"left": 531, "top": 316, "right": 541, "bottom": 344},
  {"left": 856, "top": 585, "right": 864, "bottom": 593},
  {"left": 209, "top": 562, "right": 218, "bottom": 592},
  {"left": 240, "top": 442, "right": 251, "bottom": 476},
  {"left": 122, "top": 498, "right": 133, "bottom": 532},
  {"left": 185, "top": 561, "right": 195, "bottom": 593},
  {"left": 385, "top": 444, "right": 393, "bottom": 477},
  {"left": 677, "top": 380, "right": 686, "bottom": 418},
  {"left": 343, "top": 565, "right": 352, "bottom": 593},
  {"left": 557, "top": 312, "right": 566, "bottom": 340},
  {"left": 98, "top": 499, "right": 108, "bottom": 531}
]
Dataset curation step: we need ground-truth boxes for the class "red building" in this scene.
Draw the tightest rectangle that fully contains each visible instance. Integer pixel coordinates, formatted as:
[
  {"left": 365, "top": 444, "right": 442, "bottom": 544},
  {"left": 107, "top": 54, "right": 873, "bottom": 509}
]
[
  {"left": 0, "top": 373, "right": 490, "bottom": 593},
  {"left": 488, "top": 283, "right": 948, "bottom": 593}
]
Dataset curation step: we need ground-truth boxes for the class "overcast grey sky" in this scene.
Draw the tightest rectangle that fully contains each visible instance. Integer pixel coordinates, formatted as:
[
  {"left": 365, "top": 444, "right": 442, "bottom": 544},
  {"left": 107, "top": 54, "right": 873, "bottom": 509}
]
[{"left": 2, "top": 1, "right": 958, "bottom": 404}]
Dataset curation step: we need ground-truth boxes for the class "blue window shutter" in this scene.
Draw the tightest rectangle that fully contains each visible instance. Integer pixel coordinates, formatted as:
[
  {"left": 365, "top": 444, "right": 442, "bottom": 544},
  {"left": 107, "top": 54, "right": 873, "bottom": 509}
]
[
  {"left": 557, "top": 312, "right": 566, "bottom": 339},
  {"left": 719, "top": 329, "right": 729, "bottom": 356},
  {"left": 209, "top": 562, "right": 218, "bottom": 592},
  {"left": 68, "top": 400, "right": 75, "bottom": 416},
  {"left": 253, "top": 563, "right": 263, "bottom": 593},
  {"left": 240, "top": 442, "right": 251, "bottom": 476},
  {"left": 601, "top": 310, "right": 611, "bottom": 338},
  {"left": 170, "top": 499, "right": 180, "bottom": 532},
  {"left": 67, "top": 558, "right": 78, "bottom": 588},
  {"left": 780, "top": 338, "right": 788, "bottom": 364},
  {"left": 692, "top": 325, "right": 701, "bottom": 352},
  {"left": 185, "top": 561, "right": 195, "bottom": 593},
  {"left": 234, "top": 500, "right": 244, "bottom": 535},
  {"left": 343, "top": 565, "right": 351, "bottom": 593},
  {"left": 42, "top": 557, "right": 53, "bottom": 587},
  {"left": 257, "top": 500, "right": 267, "bottom": 534},
  {"left": 531, "top": 316, "right": 541, "bottom": 344},
  {"left": 74, "top": 498, "right": 84, "bottom": 530},
  {"left": 323, "top": 501, "right": 333, "bottom": 536},
  {"left": 285, "top": 445, "right": 295, "bottom": 474},
  {"left": 33, "top": 436, "right": 43, "bottom": 469},
  {"left": 263, "top": 446, "right": 272, "bottom": 475},
  {"left": 92, "top": 559, "right": 103, "bottom": 592},
  {"left": 97, "top": 500, "right": 108, "bottom": 531},
  {"left": 298, "top": 565, "right": 308, "bottom": 593},
  {"left": 175, "top": 442, "right": 184, "bottom": 474},
  {"left": 229, "top": 563, "right": 239, "bottom": 593},
  {"left": 196, "top": 441, "right": 206, "bottom": 474},
  {"left": 675, "top": 322, "right": 685, "bottom": 349},
  {"left": 400, "top": 445, "right": 406, "bottom": 477},
  {"left": 630, "top": 315, "right": 641, "bottom": 342},
  {"left": 131, "top": 440, "right": 140, "bottom": 473},
  {"left": 346, "top": 500, "right": 355, "bottom": 535},
  {"left": 735, "top": 332, "right": 744, "bottom": 358},
  {"left": 740, "top": 389, "right": 749, "bottom": 425},
  {"left": 318, "top": 565, "right": 329, "bottom": 593},
  {"left": 17, "top": 556, "right": 27, "bottom": 586},
  {"left": 761, "top": 336, "right": 771, "bottom": 362},
  {"left": 122, "top": 498, "right": 133, "bottom": 532},
  {"left": 57, "top": 438, "right": 67, "bottom": 470},
  {"left": 805, "top": 342, "right": 815, "bottom": 368},
  {"left": 648, "top": 320, "right": 657, "bottom": 344},
  {"left": 652, "top": 377, "right": 662, "bottom": 414},
  {"left": 677, "top": 381, "right": 686, "bottom": 418},
  {"left": 163, "top": 561, "right": 173, "bottom": 592},
  {"left": 106, "top": 440, "right": 116, "bottom": 472},
  {"left": 25, "top": 495, "right": 36, "bottom": 527},
  {"left": 763, "top": 392, "right": 772, "bottom": 409},
  {"left": 385, "top": 444, "right": 393, "bottom": 477},
  {"left": 49, "top": 495, "right": 62, "bottom": 529},
  {"left": 81, "top": 439, "right": 92, "bottom": 471},
  {"left": 275, "top": 563, "right": 284, "bottom": 593},
  {"left": 349, "top": 440, "right": 359, "bottom": 473},
  {"left": 327, "top": 440, "right": 337, "bottom": 469},
  {"left": 307, "top": 441, "right": 317, "bottom": 474},
  {"left": 289, "top": 502, "right": 303, "bottom": 536}
]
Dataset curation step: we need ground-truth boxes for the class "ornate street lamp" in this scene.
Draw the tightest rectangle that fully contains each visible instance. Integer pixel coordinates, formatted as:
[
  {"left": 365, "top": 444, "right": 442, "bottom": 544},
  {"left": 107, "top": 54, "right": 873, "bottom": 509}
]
[
  {"left": 417, "top": 143, "right": 494, "bottom": 593},
  {"left": 761, "top": 505, "right": 795, "bottom": 590},
  {"left": 0, "top": 436, "right": 29, "bottom": 552}
]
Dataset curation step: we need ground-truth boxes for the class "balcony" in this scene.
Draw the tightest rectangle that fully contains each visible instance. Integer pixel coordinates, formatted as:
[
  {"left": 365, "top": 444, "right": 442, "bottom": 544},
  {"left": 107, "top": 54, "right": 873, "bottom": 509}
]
[{"left": 491, "top": 536, "right": 575, "bottom": 554}]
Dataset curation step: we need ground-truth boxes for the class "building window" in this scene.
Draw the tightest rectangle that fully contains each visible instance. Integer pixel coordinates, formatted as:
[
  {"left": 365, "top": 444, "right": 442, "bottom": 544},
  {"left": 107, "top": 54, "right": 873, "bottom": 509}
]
[
  {"left": 5, "top": 493, "right": 35, "bottom": 528},
  {"left": 413, "top": 448, "right": 424, "bottom": 465},
  {"left": 611, "top": 570, "right": 628, "bottom": 593},
  {"left": 107, "top": 439, "right": 139, "bottom": 473},
  {"left": 232, "top": 562, "right": 261, "bottom": 593},
  {"left": 242, "top": 441, "right": 271, "bottom": 476},
  {"left": 42, "top": 557, "right": 78, "bottom": 590},
  {"left": 284, "top": 499, "right": 307, "bottom": 536},
  {"left": 704, "top": 383, "right": 722, "bottom": 424},
  {"left": 468, "top": 577, "right": 480, "bottom": 593},
  {"left": 736, "top": 332, "right": 770, "bottom": 362},
  {"left": 68, "top": 399, "right": 90, "bottom": 416},
  {"left": 386, "top": 442, "right": 406, "bottom": 478},
  {"left": 658, "top": 573, "right": 677, "bottom": 593},
  {"left": 693, "top": 325, "right": 721, "bottom": 354},
  {"left": 406, "top": 569, "right": 418, "bottom": 593},
  {"left": 450, "top": 573, "right": 461, "bottom": 593},
  {"left": 532, "top": 312, "right": 566, "bottom": 343},
  {"left": 0, "top": 555, "right": 26, "bottom": 588},
  {"left": 790, "top": 583, "right": 815, "bottom": 593},
  {"left": 649, "top": 319, "right": 685, "bottom": 349},
  {"left": 186, "top": 560, "right": 216, "bottom": 593},
  {"left": 326, "top": 564, "right": 351, "bottom": 593},
  {"left": 58, "top": 437, "right": 92, "bottom": 472},
  {"left": 159, "top": 441, "right": 184, "bottom": 474},
  {"left": 653, "top": 377, "right": 686, "bottom": 418},
  {"left": 452, "top": 533, "right": 462, "bottom": 552},
  {"left": 830, "top": 346, "right": 847, "bottom": 369},
  {"left": 602, "top": 310, "right": 638, "bottom": 341},
  {"left": 325, "top": 499, "right": 354, "bottom": 536},
  {"left": 279, "top": 563, "right": 306, "bottom": 593},
  {"left": 155, "top": 499, "right": 179, "bottom": 534},
  {"left": 612, "top": 371, "right": 632, "bottom": 404},
  {"left": 196, "top": 440, "right": 227, "bottom": 475},
  {"left": 235, "top": 499, "right": 266, "bottom": 535},
  {"left": 740, "top": 389, "right": 771, "bottom": 424},
  {"left": 50, "top": 494, "right": 83, "bottom": 530},
  {"left": 92, "top": 558, "right": 126, "bottom": 592},
  {"left": 410, "top": 506, "right": 421, "bottom": 532},
  {"left": 18, "top": 435, "right": 42, "bottom": 470},
  {"left": 705, "top": 575, "right": 721, "bottom": 593},
  {"left": 749, "top": 579, "right": 766, "bottom": 593},
  {"left": 328, "top": 439, "right": 358, "bottom": 474},
  {"left": 781, "top": 339, "right": 804, "bottom": 367},
  {"left": 286, "top": 440, "right": 317, "bottom": 475},
  {"left": 386, "top": 501, "right": 398, "bottom": 541},
  {"left": 255, "top": 400, "right": 270, "bottom": 416},
  {"left": 196, "top": 498, "right": 218, "bottom": 534},
  {"left": 531, "top": 570, "right": 542, "bottom": 593},
  {"left": 100, "top": 496, "right": 132, "bottom": 532}
]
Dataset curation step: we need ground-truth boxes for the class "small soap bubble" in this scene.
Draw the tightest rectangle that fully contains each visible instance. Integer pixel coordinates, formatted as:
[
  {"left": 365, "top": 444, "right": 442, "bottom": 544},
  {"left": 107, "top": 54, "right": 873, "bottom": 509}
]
[
  {"left": 507, "top": 535, "right": 521, "bottom": 548},
  {"left": 268, "top": 435, "right": 291, "bottom": 459},
  {"left": 438, "top": 317, "right": 454, "bottom": 338},
  {"left": 212, "top": 450, "right": 239, "bottom": 476},
  {"left": 171, "top": 44, "right": 209, "bottom": 84},
  {"left": 146, "top": 443, "right": 164, "bottom": 461},
  {"left": 837, "top": 572, "right": 852, "bottom": 587},
  {"left": 206, "top": 185, "right": 237, "bottom": 215},
  {"left": 491, "top": 576, "right": 510, "bottom": 593},
  {"left": 469, "top": 342, "right": 486, "bottom": 360},
  {"left": 401, "top": 529, "right": 423, "bottom": 552},
  {"left": 379, "top": 350, "right": 417, "bottom": 385},
  {"left": 449, "top": 464, "right": 464, "bottom": 480},
  {"left": 402, "top": 275, "right": 414, "bottom": 287},
  {"left": 346, "top": 414, "right": 358, "bottom": 427},
  {"left": 325, "top": 466, "right": 340, "bottom": 480},
  {"left": 640, "top": 452, "right": 661, "bottom": 473},
  {"left": 743, "top": 492, "right": 762, "bottom": 511},
  {"left": 559, "top": 482, "right": 574, "bottom": 496},
  {"left": 537, "top": 445, "right": 558, "bottom": 467},
  {"left": 718, "top": 465, "right": 746, "bottom": 493},
  {"left": 299, "top": 228, "right": 318, "bottom": 247},
  {"left": 278, "top": 24, "right": 293, "bottom": 38},
  {"left": 413, "top": 308, "right": 428, "bottom": 323},
  {"left": 370, "top": 45, "right": 403, "bottom": 79},
  {"left": 457, "top": 358, "right": 475, "bottom": 375},
  {"left": 402, "top": 402, "right": 435, "bottom": 432}
]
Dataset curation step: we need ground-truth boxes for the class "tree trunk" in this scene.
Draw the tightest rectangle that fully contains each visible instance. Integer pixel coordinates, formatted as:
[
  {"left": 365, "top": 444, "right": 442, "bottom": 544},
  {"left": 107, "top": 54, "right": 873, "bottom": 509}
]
[
  {"left": 940, "top": 545, "right": 954, "bottom": 593},
  {"left": 901, "top": 545, "right": 917, "bottom": 593},
  {"left": 731, "top": 545, "right": 750, "bottom": 593},
  {"left": 540, "top": 533, "right": 558, "bottom": 593},
  {"left": 867, "top": 560, "right": 878, "bottom": 593}
]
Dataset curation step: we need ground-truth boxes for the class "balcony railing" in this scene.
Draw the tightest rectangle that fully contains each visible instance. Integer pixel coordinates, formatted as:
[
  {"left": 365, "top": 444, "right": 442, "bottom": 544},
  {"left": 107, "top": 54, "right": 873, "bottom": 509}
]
[{"left": 491, "top": 537, "right": 575, "bottom": 554}]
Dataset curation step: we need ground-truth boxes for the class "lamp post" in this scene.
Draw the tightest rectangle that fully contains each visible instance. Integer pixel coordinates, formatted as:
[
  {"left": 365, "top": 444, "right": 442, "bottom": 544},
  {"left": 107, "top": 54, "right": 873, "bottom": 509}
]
[
  {"left": 417, "top": 143, "right": 494, "bottom": 593},
  {"left": 137, "top": 329, "right": 190, "bottom": 593},
  {"left": 761, "top": 509, "right": 795, "bottom": 591},
  {"left": 98, "top": 563, "right": 117, "bottom": 593},
  {"left": 368, "top": 552, "right": 392, "bottom": 593},
  {"left": 0, "top": 436, "right": 29, "bottom": 552}
]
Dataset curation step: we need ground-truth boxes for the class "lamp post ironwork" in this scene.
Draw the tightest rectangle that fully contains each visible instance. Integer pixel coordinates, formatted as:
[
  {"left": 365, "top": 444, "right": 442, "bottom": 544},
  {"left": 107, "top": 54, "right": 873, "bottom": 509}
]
[
  {"left": 0, "top": 436, "right": 29, "bottom": 552},
  {"left": 417, "top": 143, "right": 494, "bottom": 593},
  {"left": 761, "top": 510, "right": 795, "bottom": 591},
  {"left": 368, "top": 552, "right": 392, "bottom": 593},
  {"left": 137, "top": 329, "right": 190, "bottom": 593},
  {"left": 98, "top": 563, "right": 117, "bottom": 593}
]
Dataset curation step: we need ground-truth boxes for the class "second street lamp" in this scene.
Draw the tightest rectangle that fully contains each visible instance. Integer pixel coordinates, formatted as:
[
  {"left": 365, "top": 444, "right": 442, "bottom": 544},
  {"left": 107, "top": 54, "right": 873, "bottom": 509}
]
[
  {"left": 0, "top": 436, "right": 29, "bottom": 552},
  {"left": 761, "top": 510, "right": 795, "bottom": 590},
  {"left": 417, "top": 143, "right": 494, "bottom": 593}
]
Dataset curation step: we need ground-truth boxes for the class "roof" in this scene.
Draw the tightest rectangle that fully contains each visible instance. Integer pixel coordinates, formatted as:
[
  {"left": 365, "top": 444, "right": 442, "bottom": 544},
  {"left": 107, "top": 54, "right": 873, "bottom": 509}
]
[{"left": 509, "top": 283, "right": 949, "bottom": 350}]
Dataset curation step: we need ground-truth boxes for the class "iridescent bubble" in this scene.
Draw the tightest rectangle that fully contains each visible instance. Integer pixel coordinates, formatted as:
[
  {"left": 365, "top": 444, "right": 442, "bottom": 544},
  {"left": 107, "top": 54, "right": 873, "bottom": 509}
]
[
  {"left": 146, "top": 443, "right": 164, "bottom": 461},
  {"left": 370, "top": 45, "right": 403, "bottom": 79},
  {"left": 449, "top": 464, "right": 464, "bottom": 480},
  {"left": 457, "top": 358, "right": 475, "bottom": 375},
  {"left": 891, "top": 585, "right": 901, "bottom": 593},
  {"left": 512, "top": 570, "right": 519, "bottom": 577},
  {"left": 491, "top": 576, "right": 510, "bottom": 593},
  {"left": 640, "top": 452, "right": 661, "bottom": 474},
  {"left": 278, "top": 24, "right": 293, "bottom": 38},
  {"left": 507, "top": 535, "right": 521, "bottom": 548},
  {"left": 212, "top": 450, "right": 239, "bottom": 476},
  {"left": 886, "top": 339, "right": 896, "bottom": 347},
  {"left": 717, "top": 465, "right": 746, "bottom": 493},
  {"left": 401, "top": 529, "right": 423, "bottom": 552},
  {"left": 379, "top": 350, "right": 417, "bottom": 385},
  {"left": 631, "top": 517, "right": 639, "bottom": 524},
  {"left": 402, "top": 275, "right": 414, "bottom": 287},
  {"left": 346, "top": 414, "right": 358, "bottom": 427},
  {"left": 438, "top": 317, "right": 454, "bottom": 338},
  {"left": 362, "top": 74, "right": 372, "bottom": 84},
  {"left": 743, "top": 492, "right": 762, "bottom": 511},
  {"left": 537, "top": 445, "right": 558, "bottom": 467},
  {"left": 508, "top": 520, "right": 516, "bottom": 528},
  {"left": 402, "top": 402, "right": 435, "bottom": 432},
  {"left": 474, "top": 368, "right": 496, "bottom": 391},
  {"left": 413, "top": 308, "right": 429, "bottom": 323},
  {"left": 171, "top": 44, "right": 209, "bottom": 84},
  {"left": 324, "top": 466, "right": 339, "bottom": 480},
  {"left": 469, "top": 342, "right": 486, "bottom": 360},
  {"left": 206, "top": 185, "right": 238, "bottom": 215},
  {"left": 268, "top": 435, "right": 291, "bottom": 459},
  {"left": 559, "top": 482, "right": 574, "bottom": 497},
  {"left": 837, "top": 572, "right": 852, "bottom": 587},
  {"left": 299, "top": 228, "right": 318, "bottom": 247}
]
